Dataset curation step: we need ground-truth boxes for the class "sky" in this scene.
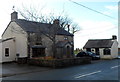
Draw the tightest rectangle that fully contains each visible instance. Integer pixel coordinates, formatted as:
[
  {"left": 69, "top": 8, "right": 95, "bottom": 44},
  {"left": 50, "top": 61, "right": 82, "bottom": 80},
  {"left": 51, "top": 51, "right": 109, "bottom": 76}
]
[{"left": 0, "top": 0, "right": 119, "bottom": 49}]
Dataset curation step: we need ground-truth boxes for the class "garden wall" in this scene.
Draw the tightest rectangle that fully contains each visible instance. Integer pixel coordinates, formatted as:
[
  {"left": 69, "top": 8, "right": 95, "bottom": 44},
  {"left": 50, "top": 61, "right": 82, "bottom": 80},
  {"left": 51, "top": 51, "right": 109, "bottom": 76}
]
[{"left": 27, "top": 57, "right": 91, "bottom": 68}]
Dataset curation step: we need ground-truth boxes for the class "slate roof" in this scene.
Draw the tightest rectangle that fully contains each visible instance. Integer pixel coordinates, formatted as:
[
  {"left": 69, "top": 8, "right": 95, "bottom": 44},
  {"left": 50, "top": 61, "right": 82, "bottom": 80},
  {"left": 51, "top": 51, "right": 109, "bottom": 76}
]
[
  {"left": 83, "top": 39, "right": 114, "bottom": 48},
  {"left": 15, "top": 19, "right": 73, "bottom": 36},
  {"left": 56, "top": 41, "right": 72, "bottom": 48}
]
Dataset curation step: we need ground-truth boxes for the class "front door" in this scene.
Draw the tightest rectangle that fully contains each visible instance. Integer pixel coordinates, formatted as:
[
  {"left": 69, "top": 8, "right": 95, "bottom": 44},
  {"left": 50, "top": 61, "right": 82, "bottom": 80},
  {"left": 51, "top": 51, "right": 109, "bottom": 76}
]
[{"left": 66, "top": 46, "right": 71, "bottom": 58}]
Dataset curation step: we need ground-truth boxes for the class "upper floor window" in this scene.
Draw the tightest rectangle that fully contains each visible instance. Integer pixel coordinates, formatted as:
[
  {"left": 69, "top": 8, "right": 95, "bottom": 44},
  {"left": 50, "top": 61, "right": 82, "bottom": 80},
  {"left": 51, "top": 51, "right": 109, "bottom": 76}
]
[{"left": 64, "top": 36, "right": 68, "bottom": 40}]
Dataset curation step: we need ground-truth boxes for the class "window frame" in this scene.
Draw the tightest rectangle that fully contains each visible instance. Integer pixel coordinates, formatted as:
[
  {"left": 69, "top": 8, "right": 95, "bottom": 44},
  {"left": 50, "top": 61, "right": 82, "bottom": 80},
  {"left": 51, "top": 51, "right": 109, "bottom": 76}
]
[
  {"left": 103, "top": 48, "right": 111, "bottom": 55},
  {"left": 5, "top": 48, "right": 9, "bottom": 57}
]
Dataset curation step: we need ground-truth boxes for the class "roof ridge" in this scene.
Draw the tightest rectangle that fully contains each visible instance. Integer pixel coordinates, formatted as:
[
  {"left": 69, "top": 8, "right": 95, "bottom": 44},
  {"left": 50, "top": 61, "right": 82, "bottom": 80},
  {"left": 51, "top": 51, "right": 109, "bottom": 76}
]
[{"left": 17, "top": 19, "right": 51, "bottom": 25}]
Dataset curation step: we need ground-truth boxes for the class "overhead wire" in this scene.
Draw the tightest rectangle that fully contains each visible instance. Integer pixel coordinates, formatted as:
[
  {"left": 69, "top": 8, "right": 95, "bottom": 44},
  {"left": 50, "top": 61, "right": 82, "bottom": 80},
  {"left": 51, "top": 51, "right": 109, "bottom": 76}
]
[
  {"left": 69, "top": 0, "right": 117, "bottom": 36},
  {"left": 69, "top": 0, "right": 117, "bottom": 20}
]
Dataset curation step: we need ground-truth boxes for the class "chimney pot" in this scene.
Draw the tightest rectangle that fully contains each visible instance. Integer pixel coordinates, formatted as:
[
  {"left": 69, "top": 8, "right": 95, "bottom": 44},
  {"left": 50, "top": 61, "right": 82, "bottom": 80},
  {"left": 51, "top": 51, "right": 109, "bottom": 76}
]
[
  {"left": 112, "top": 35, "right": 117, "bottom": 40},
  {"left": 53, "top": 19, "right": 59, "bottom": 25}
]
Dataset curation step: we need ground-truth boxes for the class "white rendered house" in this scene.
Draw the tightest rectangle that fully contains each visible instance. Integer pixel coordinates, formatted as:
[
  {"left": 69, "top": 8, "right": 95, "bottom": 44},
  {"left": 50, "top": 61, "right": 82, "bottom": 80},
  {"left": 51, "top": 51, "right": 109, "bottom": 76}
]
[
  {"left": 83, "top": 36, "right": 118, "bottom": 59},
  {"left": 1, "top": 11, "right": 74, "bottom": 63}
]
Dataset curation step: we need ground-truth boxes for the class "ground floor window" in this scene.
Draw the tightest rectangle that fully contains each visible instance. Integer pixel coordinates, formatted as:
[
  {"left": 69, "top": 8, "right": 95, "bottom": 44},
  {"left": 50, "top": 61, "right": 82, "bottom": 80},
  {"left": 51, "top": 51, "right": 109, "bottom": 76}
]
[
  {"left": 86, "top": 48, "right": 91, "bottom": 52},
  {"left": 103, "top": 48, "right": 111, "bottom": 55},
  {"left": 32, "top": 48, "right": 45, "bottom": 57},
  {"left": 5, "top": 48, "right": 9, "bottom": 57}
]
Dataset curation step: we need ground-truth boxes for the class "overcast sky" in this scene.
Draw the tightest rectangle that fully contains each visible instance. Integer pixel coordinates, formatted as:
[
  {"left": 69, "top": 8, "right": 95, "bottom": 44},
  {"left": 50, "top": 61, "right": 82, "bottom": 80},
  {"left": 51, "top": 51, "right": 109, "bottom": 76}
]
[{"left": 0, "top": 0, "right": 119, "bottom": 49}]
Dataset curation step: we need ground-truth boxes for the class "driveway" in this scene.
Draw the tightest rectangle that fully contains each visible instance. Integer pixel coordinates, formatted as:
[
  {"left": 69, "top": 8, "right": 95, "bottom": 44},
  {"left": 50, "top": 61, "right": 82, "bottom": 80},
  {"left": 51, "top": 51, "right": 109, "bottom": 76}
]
[{"left": 1, "top": 62, "right": 51, "bottom": 78}]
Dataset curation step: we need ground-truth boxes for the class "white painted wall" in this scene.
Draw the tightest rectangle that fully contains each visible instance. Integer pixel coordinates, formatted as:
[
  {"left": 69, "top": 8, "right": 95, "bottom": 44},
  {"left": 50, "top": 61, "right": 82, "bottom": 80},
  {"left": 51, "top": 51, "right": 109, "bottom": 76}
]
[
  {"left": 118, "top": 2, "right": 120, "bottom": 48},
  {"left": 118, "top": 32, "right": 120, "bottom": 48},
  {"left": 2, "top": 21, "right": 28, "bottom": 62},
  {"left": 111, "top": 40, "right": 118, "bottom": 58},
  {"left": 99, "top": 48, "right": 112, "bottom": 59},
  {"left": 118, "top": 25, "right": 120, "bottom": 48},
  {"left": 2, "top": 39, "right": 16, "bottom": 62},
  {"left": 99, "top": 48, "right": 104, "bottom": 58},
  {"left": 0, "top": 42, "right": 2, "bottom": 63},
  {"left": 101, "top": 40, "right": 118, "bottom": 59}
]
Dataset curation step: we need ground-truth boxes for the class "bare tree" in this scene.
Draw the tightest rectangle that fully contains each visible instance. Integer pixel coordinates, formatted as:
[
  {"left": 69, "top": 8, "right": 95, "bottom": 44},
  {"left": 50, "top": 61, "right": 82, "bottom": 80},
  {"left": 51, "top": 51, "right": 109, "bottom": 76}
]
[
  {"left": 17, "top": 6, "right": 80, "bottom": 58},
  {"left": 71, "top": 23, "right": 80, "bottom": 34},
  {"left": 18, "top": 5, "right": 80, "bottom": 34}
]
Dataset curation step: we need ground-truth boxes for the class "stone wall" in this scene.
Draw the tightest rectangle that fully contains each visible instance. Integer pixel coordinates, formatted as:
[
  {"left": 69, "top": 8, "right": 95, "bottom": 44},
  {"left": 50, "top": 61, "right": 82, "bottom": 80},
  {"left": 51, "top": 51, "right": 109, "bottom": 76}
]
[
  {"left": 28, "top": 57, "right": 91, "bottom": 68},
  {"left": 29, "top": 33, "right": 74, "bottom": 58}
]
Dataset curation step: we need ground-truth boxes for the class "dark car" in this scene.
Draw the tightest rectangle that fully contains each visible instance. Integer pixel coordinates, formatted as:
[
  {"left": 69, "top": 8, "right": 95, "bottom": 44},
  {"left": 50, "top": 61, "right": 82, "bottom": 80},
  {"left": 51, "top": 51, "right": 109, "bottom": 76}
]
[
  {"left": 86, "top": 52, "right": 100, "bottom": 60},
  {"left": 76, "top": 51, "right": 88, "bottom": 57}
]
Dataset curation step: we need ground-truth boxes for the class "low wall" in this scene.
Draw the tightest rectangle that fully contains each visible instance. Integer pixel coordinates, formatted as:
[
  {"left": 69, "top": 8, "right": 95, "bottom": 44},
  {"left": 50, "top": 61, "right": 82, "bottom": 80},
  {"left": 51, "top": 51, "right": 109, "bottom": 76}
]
[
  {"left": 28, "top": 57, "right": 91, "bottom": 68},
  {"left": 17, "top": 57, "right": 28, "bottom": 64}
]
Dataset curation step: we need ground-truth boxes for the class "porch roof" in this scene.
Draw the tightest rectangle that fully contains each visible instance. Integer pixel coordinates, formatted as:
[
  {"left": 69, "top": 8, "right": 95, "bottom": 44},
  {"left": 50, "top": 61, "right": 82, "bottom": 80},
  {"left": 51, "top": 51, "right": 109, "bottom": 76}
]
[{"left": 56, "top": 41, "right": 72, "bottom": 48}]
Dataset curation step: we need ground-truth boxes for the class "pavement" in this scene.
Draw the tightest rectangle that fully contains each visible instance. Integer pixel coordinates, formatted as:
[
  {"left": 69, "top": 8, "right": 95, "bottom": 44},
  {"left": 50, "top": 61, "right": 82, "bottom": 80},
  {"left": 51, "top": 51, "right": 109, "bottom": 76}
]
[{"left": 0, "top": 62, "right": 52, "bottom": 78}]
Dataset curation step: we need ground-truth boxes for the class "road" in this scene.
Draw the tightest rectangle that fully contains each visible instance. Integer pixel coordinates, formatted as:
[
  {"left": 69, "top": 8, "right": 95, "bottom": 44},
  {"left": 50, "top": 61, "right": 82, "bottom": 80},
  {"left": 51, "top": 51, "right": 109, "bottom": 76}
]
[{"left": 2, "top": 59, "right": 120, "bottom": 80}]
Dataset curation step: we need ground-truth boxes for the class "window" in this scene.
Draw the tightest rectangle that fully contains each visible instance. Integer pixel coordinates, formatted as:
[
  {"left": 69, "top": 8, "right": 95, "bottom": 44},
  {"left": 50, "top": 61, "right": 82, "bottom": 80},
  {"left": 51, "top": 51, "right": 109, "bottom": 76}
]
[
  {"left": 36, "top": 43, "right": 42, "bottom": 45},
  {"left": 86, "top": 48, "right": 91, "bottom": 52},
  {"left": 64, "top": 36, "right": 68, "bottom": 40},
  {"left": 103, "top": 48, "right": 111, "bottom": 55},
  {"left": 32, "top": 48, "right": 45, "bottom": 57},
  {"left": 5, "top": 48, "right": 9, "bottom": 57}
]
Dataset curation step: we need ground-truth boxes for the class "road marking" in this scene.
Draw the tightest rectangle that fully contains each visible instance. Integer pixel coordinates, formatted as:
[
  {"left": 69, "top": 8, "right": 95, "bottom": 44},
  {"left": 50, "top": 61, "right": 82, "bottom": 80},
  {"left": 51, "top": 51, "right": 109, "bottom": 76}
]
[
  {"left": 111, "top": 65, "right": 120, "bottom": 69},
  {"left": 75, "top": 71, "right": 101, "bottom": 79}
]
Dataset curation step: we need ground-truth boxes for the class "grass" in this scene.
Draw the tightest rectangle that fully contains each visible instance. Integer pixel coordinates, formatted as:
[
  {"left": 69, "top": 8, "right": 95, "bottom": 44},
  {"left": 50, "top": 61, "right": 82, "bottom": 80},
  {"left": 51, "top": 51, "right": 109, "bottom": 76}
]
[{"left": 74, "top": 50, "right": 79, "bottom": 55}]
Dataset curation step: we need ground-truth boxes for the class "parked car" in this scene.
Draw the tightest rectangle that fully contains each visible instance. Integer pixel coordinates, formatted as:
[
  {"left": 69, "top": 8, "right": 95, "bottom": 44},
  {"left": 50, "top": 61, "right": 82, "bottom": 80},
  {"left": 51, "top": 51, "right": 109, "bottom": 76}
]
[
  {"left": 86, "top": 52, "right": 100, "bottom": 60},
  {"left": 76, "top": 51, "right": 100, "bottom": 60},
  {"left": 76, "top": 51, "right": 89, "bottom": 57},
  {"left": 76, "top": 51, "right": 88, "bottom": 57}
]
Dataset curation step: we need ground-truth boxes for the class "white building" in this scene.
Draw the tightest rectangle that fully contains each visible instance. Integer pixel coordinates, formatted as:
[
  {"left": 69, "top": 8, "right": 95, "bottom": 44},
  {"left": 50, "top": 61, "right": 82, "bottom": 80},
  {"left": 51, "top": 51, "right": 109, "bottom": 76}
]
[
  {"left": 83, "top": 36, "right": 118, "bottom": 59},
  {"left": 2, "top": 38, "right": 17, "bottom": 62},
  {"left": 0, "top": 40, "right": 2, "bottom": 63},
  {"left": 0, "top": 11, "right": 74, "bottom": 63},
  {"left": 118, "top": 1, "right": 120, "bottom": 54}
]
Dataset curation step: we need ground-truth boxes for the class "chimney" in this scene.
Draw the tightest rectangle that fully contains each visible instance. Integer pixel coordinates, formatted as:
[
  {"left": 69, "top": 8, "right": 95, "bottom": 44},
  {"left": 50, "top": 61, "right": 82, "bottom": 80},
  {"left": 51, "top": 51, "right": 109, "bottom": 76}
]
[
  {"left": 53, "top": 19, "right": 59, "bottom": 25},
  {"left": 112, "top": 35, "right": 117, "bottom": 40},
  {"left": 11, "top": 11, "right": 18, "bottom": 21}
]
